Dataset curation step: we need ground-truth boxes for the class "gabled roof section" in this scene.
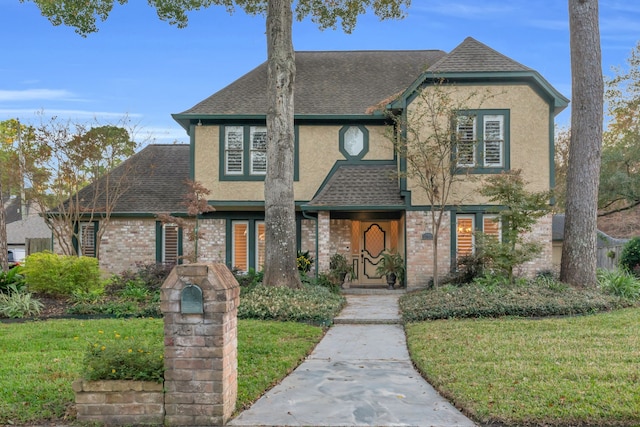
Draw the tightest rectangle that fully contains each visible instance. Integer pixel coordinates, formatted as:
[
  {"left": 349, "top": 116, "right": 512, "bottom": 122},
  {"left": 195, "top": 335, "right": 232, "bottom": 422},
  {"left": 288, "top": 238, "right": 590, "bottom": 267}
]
[
  {"left": 304, "top": 164, "right": 403, "bottom": 210},
  {"left": 173, "top": 50, "right": 446, "bottom": 129},
  {"left": 428, "top": 37, "right": 531, "bottom": 73},
  {"left": 68, "top": 144, "right": 190, "bottom": 215},
  {"left": 390, "top": 37, "right": 569, "bottom": 115}
]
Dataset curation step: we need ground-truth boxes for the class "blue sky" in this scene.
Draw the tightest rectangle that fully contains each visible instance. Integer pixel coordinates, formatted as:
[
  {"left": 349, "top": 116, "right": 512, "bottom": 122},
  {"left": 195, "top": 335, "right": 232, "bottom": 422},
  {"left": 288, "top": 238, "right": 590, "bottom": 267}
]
[{"left": 1, "top": 1, "right": 639, "bottom": 145}]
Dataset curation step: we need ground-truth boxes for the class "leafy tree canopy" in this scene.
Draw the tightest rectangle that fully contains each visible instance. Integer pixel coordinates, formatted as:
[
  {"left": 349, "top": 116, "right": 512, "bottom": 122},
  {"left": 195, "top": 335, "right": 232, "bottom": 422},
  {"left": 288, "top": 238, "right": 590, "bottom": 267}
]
[{"left": 21, "top": 0, "right": 410, "bottom": 35}]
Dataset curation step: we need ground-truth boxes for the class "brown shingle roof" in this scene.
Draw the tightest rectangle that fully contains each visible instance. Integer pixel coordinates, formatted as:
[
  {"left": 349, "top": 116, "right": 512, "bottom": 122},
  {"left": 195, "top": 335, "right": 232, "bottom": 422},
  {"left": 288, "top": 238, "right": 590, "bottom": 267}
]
[
  {"left": 428, "top": 37, "right": 531, "bottom": 73},
  {"left": 177, "top": 50, "right": 446, "bottom": 117},
  {"left": 72, "top": 144, "right": 190, "bottom": 214},
  {"left": 306, "top": 164, "right": 403, "bottom": 208}
]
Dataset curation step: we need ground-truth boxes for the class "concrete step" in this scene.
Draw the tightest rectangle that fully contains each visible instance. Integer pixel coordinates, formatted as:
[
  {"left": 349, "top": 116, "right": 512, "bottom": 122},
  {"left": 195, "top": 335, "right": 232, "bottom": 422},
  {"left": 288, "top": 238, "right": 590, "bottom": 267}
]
[{"left": 334, "top": 317, "right": 402, "bottom": 325}]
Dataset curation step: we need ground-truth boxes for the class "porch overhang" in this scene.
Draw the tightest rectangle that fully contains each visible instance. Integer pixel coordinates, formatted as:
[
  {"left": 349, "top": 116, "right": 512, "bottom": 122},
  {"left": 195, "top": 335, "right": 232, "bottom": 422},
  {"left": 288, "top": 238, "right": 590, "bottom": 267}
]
[{"left": 301, "top": 163, "right": 405, "bottom": 212}]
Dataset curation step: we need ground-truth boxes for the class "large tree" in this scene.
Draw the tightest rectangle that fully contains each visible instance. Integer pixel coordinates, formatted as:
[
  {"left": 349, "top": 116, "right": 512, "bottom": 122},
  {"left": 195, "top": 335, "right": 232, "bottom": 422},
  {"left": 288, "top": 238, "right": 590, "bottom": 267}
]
[
  {"left": 561, "top": 0, "right": 603, "bottom": 287},
  {"left": 22, "top": 0, "right": 410, "bottom": 288},
  {"left": 597, "top": 41, "right": 640, "bottom": 215},
  {"left": 0, "top": 119, "right": 45, "bottom": 271},
  {"left": 26, "top": 118, "right": 137, "bottom": 257}
]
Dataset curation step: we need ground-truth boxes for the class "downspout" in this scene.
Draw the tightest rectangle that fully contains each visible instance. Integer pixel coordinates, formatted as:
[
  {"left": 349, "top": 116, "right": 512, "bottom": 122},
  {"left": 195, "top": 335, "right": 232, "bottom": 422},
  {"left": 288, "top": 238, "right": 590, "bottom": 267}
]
[{"left": 302, "top": 210, "right": 318, "bottom": 279}]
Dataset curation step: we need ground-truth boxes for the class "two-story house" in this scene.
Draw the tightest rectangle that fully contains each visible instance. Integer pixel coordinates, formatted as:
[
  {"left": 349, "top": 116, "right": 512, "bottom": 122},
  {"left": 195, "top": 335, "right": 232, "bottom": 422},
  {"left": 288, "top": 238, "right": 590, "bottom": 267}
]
[
  {"left": 169, "top": 37, "right": 567, "bottom": 288},
  {"left": 64, "top": 37, "right": 567, "bottom": 290}
]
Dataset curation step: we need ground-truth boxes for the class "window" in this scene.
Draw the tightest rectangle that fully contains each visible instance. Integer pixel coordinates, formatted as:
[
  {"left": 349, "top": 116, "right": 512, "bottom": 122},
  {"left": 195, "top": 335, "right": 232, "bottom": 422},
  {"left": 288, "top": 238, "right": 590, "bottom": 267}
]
[
  {"left": 339, "top": 125, "right": 369, "bottom": 160},
  {"left": 250, "top": 127, "right": 267, "bottom": 175},
  {"left": 155, "top": 222, "right": 182, "bottom": 264},
  {"left": 483, "top": 215, "right": 501, "bottom": 241},
  {"left": 455, "top": 110, "right": 509, "bottom": 172},
  {"left": 225, "top": 126, "right": 244, "bottom": 174},
  {"left": 222, "top": 125, "right": 267, "bottom": 178},
  {"left": 231, "top": 220, "right": 265, "bottom": 273},
  {"left": 256, "top": 222, "right": 266, "bottom": 270},
  {"left": 232, "top": 222, "right": 248, "bottom": 272},
  {"left": 162, "top": 224, "right": 180, "bottom": 264},
  {"left": 483, "top": 115, "right": 504, "bottom": 167},
  {"left": 455, "top": 213, "right": 503, "bottom": 259},
  {"left": 456, "top": 116, "right": 476, "bottom": 167},
  {"left": 456, "top": 216, "right": 474, "bottom": 257},
  {"left": 78, "top": 222, "right": 96, "bottom": 257}
]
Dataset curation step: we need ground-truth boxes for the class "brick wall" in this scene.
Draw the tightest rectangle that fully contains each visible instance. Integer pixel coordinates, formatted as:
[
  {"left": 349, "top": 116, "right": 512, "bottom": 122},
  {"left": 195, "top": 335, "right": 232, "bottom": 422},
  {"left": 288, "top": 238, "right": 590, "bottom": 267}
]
[
  {"left": 195, "top": 218, "right": 227, "bottom": 265},
  {"left": 99, "top": 218, "right": 157, "bottom": 272},
  {"left": 72, "top": 380, "right": 164, "bottom": 425},
  {"left": 515, "top": 213, "right": 554, "bottom": 277},
  {"left": 405, "top": 211, "right": 452, "bottom": 289}
]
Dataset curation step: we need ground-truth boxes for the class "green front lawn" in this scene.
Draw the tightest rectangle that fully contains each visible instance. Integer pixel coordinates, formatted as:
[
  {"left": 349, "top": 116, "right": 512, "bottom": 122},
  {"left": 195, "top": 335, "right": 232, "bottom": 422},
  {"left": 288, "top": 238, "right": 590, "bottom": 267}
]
[
  {"left": 0, "top": 318, "right": 323, "bottom": 425},
  {"left": 406, "top": 308, "right": 640, "bottom": 426}
]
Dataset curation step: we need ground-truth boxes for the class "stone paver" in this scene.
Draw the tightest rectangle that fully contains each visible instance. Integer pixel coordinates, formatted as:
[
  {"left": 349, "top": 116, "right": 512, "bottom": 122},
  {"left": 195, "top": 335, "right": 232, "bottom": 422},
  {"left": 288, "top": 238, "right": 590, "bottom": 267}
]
[{"left": 229, "top": 294, "right": 477, "bottom": 427}]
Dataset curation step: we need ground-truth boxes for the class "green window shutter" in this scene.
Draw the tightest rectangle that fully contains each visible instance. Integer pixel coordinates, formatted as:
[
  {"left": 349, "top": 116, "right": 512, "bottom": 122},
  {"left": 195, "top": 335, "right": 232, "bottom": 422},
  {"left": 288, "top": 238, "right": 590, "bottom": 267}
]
[{"left": 155, "top": 221, "right": 163, "bottom": 263}]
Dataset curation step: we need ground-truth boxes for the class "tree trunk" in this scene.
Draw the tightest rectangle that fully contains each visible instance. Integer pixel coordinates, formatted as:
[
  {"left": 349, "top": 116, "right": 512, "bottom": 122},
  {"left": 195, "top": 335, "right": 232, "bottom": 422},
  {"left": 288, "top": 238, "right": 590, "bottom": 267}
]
[
  {"left": 263, "top": 0, "right": 301, "bottom": 288},
  {"left": 0, "top": 180, "right": 8, "bottom": 272},
  {"left": 561, "top": 0, "right": 603, "bottom": 287}
]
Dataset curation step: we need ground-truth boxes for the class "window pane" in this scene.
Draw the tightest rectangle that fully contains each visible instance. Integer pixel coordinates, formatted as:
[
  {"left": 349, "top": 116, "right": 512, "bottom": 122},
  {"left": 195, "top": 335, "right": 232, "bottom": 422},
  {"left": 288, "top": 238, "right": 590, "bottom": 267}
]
[
  {"left": 250, "top": 126, "right": 267, "bottom": 175},
  {"left": 251, "top": 151, "right": 267, "bottom": 174},
  {"left": 80, "top": 223, "right": 95, "bottom": 257},
  {"left": 457, "top": 116, "right": 476, "bottom": 167},
  {"left": 456, "top": 217, "right": 474, "bottom": 257},
  {"left": 256, "top": 222, "right": 265, "bottom": 270},
  {"left": 163, "top": 224, "right": 179, "bottom": 264},
  {"left": 233, "top": 222, "right": 248, "bottom": 272},
  {"left": 225, "top": 127, "right": 244, "bottom": 174},
  {"left": 483, "top": 216, "right": 501, "bottom": 241},
  {"left": 483, "top": 115, "right": 504, "bottom": 167},
  {"left": 344, "top": 126, "right": 364, "bottom": 157}
]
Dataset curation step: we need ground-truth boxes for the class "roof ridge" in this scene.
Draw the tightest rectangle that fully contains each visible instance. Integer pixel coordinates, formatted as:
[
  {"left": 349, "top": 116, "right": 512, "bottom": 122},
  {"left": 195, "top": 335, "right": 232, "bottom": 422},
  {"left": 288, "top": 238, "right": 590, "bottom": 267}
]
[{"left": 428, "top": 36, "right": 531, "bottom": 73}]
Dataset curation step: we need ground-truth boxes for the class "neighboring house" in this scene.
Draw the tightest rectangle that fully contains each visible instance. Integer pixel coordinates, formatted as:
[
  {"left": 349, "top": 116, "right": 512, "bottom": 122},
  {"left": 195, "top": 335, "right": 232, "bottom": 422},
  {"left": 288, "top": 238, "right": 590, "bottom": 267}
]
[
  {"left": 61, "top": 37, "right": 568, "bottom": 288},
  {"left": 4, "top": 196, "right": 51, "bottom": 252}
]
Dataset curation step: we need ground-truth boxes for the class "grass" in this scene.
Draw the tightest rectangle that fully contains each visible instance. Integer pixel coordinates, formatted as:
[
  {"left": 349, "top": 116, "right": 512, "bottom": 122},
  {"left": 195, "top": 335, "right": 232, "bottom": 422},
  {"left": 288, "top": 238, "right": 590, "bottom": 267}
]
[
  {"left": 406, "top": 308, "right": 640, "bottom": 427},
  {"left": 0, "top": 318, "right": 323, "bottom": 425}
]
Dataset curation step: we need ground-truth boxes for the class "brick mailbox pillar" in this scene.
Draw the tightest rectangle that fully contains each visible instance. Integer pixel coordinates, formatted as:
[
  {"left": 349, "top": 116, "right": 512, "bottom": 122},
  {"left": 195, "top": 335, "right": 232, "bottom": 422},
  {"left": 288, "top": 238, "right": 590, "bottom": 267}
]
[{"left": 161, "top": 264, "right": 240, "bottom": 426}]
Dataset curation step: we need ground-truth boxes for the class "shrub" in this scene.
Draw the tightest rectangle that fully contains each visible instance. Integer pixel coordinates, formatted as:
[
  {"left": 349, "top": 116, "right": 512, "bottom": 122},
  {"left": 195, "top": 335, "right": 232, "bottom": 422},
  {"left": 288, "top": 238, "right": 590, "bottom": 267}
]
[
  {"left": 400, "top": 279, "right": 628, "bottom": 322},
  {"left": 233, "top": 268, "right": 263, "bottom": 289},
  {"left": 81, "top": 329, "right": 164, "bottom": 382},
  {"left": 0, "top": 285, "right": 43, "bottom": 318},
  {"left": 22, "top": 252, "right": 103, "bottom": 296},
  {"left": 238, "top": 284, "right": 345, "bottom": 325},
  {"left": 0, "top": 266, "right": 26, "bottom": 294},
  {"left": 107, "top": 262, "right": 172, "bottom": 295},
  {"left": 598, "top": 268, "right": 640, "bottom": 300},
  {"left": 620, "top": 237, "right": 640, "bottom": 276}
]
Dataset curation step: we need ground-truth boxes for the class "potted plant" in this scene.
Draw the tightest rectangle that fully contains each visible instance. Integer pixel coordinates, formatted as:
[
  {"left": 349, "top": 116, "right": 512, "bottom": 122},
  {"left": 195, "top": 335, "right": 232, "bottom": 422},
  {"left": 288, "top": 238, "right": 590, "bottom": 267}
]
[
  {"left": 376, "top": 251, "right": 405, "bottom": 289},
  {"left": 329, "top": 253, "right": 353, "bottom": 286}
]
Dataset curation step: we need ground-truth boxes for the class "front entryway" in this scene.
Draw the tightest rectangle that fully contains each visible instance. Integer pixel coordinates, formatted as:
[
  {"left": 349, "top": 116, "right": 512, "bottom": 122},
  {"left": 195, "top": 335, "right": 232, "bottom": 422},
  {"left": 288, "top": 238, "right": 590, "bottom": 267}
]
[{"left": 350, "top": 220, "right": 401, "bottom": 287}]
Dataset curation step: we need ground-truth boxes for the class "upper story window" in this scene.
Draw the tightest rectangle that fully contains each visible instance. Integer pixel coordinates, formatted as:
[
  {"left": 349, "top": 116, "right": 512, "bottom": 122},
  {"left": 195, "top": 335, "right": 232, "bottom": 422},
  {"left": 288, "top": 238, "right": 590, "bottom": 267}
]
[
  {"left": 339, "top": 125, "right": 369, "bottom": 160},
  {"left": 222, "top": 125, "right": 267, "bottom": 178},
  {"left": 219, "top": 124, "right": 300, "bottom": 181},
  {"left": 455, "top": 110, "right": 509, "bottom": 173}
]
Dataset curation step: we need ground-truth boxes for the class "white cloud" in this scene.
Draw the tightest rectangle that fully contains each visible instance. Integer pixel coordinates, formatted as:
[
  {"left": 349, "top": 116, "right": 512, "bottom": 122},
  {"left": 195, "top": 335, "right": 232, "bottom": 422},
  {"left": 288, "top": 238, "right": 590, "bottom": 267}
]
[{"left": 0, "top": 89, "right": 76, "bottom": 102}]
